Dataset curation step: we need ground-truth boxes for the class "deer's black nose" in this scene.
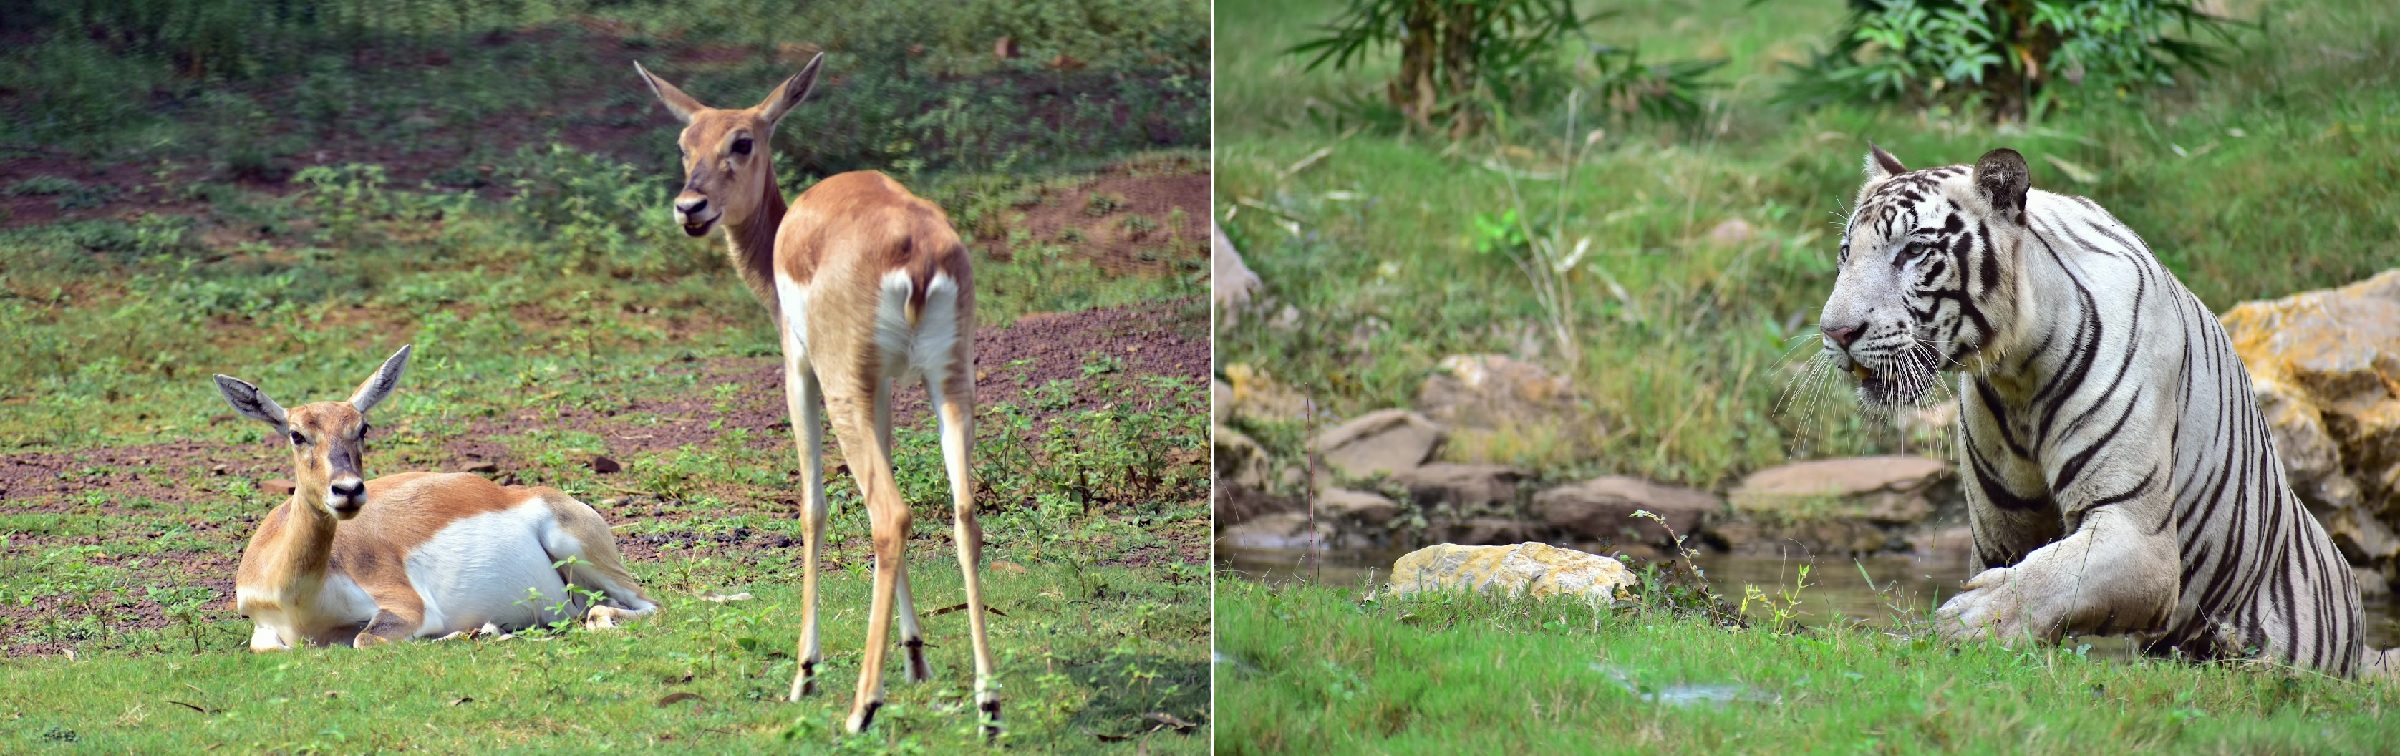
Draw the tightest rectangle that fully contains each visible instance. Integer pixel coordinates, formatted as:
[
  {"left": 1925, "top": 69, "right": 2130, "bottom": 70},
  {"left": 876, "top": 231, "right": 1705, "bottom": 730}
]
[
  {"left": 674, "top": 197, "right": 708, "bottom": 215},
  {"left": 1823, "top": 323, "right": 1863, "bottom": 349},
  {"left": 330, "top": 480, "right": 365, "bottom": 499}
]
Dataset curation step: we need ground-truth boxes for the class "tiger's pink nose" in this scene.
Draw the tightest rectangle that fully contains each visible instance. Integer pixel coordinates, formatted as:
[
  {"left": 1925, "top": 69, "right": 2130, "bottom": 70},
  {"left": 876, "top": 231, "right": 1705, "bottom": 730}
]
[{"left": 1823, "top": 324, "right": 1862, "bottom": 349}]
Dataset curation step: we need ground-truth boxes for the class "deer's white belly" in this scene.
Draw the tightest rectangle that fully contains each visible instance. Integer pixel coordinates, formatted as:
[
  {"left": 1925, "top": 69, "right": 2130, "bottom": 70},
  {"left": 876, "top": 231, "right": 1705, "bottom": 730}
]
[
  {"left": 405, "top": 502, "right": 570, "bottom": 635},
  {"left": 241, "top": 573, "right": 378, "bottom": 649}
]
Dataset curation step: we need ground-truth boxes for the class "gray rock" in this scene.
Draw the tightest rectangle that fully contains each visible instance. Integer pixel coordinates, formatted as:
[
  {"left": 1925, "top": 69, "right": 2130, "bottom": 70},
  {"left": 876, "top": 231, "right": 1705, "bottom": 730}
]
[
  {"left": 1213, "top": 379, "right": 1233, "bottom": 426},
  {"left": 2357, "top": 567, "right": 2391, "bottom": 601},
  {"left": 2327, "top": 505, "right": 2400, "bottom": 565},
  {"left": 1308, "top": 409, "right": 1445, "bottom": 480},
  {"left": 1217, "top": 512, "right": 1334, "bottom": 552},
  {"left": 1729, "top": 456, "right": 1953, "bottom": 525},
  {"left": 1215, "top": 482, "right": 1297, "bottom": 529},
  {"left": 1415, "top": 354, "right": 1579, "bottom": 431},
  {"left": 1434, "top": 517, "right": 1530, "bottom": 546},
  {"left": 1214, "top": 223, "right": 1263, "bottom": 324},
  {"left": 1213, "top": 426, "right": 1270, "bottom": 489},
  {"left": 1391, "top": 463, "right": 1526, "bottom": 509},
  {"left": 1221, "top": 364, "right": 1313, "bottom": 424},
  {"left": 1530, "top": 476, "right": 1719, "bottom": 547},
  {"left": 2253, "top": 382, "right": 2357, "bottom": 513},
  {"left": 1317, "top": 488, "right": 1401, "bottom": 526}
]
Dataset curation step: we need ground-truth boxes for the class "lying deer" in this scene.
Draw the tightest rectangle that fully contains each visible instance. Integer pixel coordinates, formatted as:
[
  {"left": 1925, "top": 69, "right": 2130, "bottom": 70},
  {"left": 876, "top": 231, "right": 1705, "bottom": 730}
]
[{"left": 214, "top": 345, "right": 657, "bottom": 650}]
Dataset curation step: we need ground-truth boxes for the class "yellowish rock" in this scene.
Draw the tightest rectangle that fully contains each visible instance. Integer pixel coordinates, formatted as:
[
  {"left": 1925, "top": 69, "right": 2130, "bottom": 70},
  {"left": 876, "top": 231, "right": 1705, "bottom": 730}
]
[
  {"left": 2220, "top": 270, "right": 2400, "bottom": 555},
  {"left": 1222, "top": 363, "right": 1312, "bottom": 423},
  {"left": 1386, "top": 542, "right": 1635, "bottom": 603}
]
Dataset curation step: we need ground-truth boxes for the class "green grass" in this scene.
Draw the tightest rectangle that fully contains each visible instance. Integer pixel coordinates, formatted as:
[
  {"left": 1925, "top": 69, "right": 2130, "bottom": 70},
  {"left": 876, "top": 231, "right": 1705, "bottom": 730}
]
[
  {"left": 0, "top": 0, "right": 1209, "bottom": 749},
  {"left": 1217, "top": 579, "right": 2400, "bottom": 753},
  {"left": 2, "top": 563, "right": 1207, "bottom": 752},
  {"left": 1214, "top": 0, "right": 2400, "bottom": 489}
]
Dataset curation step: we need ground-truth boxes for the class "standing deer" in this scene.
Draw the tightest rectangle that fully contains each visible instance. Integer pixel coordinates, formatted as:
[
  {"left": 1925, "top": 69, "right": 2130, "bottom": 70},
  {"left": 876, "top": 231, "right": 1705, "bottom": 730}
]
[
  {"left": 633, "top": 55, "right": 997, "bottom": 736},
  {"left": 215, "top": 345, "right": 657, "bottom": 650}
]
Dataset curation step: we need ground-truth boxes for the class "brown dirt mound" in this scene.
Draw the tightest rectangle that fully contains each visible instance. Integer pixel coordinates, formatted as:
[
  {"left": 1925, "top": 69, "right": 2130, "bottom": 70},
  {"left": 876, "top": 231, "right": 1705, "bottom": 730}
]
[{"left": 1009, "top": 169, "right": 1209, "bottom": 275}]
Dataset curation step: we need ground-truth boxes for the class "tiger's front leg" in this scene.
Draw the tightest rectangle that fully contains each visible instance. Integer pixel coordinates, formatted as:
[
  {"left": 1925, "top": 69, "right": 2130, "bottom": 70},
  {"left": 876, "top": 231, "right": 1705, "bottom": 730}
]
[{"left": 1937, "top": 505, "right": 2179, "bottom": 644}]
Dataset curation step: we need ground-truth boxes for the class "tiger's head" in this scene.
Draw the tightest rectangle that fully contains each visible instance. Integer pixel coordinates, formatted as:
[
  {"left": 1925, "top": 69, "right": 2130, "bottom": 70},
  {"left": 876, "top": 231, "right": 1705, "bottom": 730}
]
[{"left": 1818, "top": 144, "right": 2033, "bottom": 408}]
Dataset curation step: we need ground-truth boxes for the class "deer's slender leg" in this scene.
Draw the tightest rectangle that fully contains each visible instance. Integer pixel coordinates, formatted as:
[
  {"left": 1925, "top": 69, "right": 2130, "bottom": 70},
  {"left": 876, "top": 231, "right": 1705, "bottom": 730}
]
[
  {"left": 875, "top": 378, "right": 933, "bottom": 683},
  {"left": 827, "top": 381, "right": 910, "bottom": 734},
  {"left": 783, "top": 331, "right": 831, "bottom": 702},
  {"left": 927, "top": 367, "right": 999, "bottom": 737}
]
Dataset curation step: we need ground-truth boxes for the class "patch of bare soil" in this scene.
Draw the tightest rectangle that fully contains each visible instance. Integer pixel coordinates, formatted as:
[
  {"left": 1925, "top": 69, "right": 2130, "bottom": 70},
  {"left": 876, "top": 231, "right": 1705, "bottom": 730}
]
[
  {"left": 0, "top": 534, "right": 242, "bottom": 657},
  {"left": 441, "top": 301, "right": 1208, "bottom": 470},
  {"left": 1010, "top": 168, "right": 1210, "bottom": 275},
  {"left": 0, "top": 154, "right": 219, "bottom": 229},
  {"left": 0, "top": 440, "right": 280, "bottom": 510}
]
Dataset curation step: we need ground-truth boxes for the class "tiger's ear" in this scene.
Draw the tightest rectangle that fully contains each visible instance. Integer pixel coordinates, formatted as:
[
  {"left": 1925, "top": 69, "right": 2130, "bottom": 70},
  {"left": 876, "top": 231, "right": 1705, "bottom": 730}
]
[
  {"left": 1864, "top": 142, "right": 1907, "bottom": 181},
  {"left": 1973, "top": 148, "right": 2031, "bottom": 224}
]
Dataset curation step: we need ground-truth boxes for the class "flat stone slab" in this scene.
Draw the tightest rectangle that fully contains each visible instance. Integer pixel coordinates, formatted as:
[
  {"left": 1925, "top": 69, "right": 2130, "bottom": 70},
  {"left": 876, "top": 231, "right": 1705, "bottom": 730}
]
[
  {"left": 1531, "top": 476, "right": 1719, "bottom": 546},
  {"left": 1308, "top": 409, "right": 1445, "bottom": 480},
  {"left": 1728, "top": 456, "right": 1952, "bottom": 525}
]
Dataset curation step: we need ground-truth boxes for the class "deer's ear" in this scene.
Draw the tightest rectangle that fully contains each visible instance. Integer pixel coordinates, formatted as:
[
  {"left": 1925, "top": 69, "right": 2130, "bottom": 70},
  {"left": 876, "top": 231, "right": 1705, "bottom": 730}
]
[
  {"left": 215, "top": 375, "right": 288, "bottom": 430},
  {"left": 635, "top": 61, "right": 704, "bottom": 124},
  {"left": 758, "top": 53, "right": 824, "bottom": 128},
  {"left": 349, "top": 344, "right": 412, "bottom": 414}
]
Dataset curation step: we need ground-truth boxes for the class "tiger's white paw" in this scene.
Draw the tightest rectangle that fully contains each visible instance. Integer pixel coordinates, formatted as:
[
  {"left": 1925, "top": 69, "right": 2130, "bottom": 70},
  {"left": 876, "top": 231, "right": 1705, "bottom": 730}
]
[{"left": 1935, "top": 566, "right": 2058, "bottom": 644}]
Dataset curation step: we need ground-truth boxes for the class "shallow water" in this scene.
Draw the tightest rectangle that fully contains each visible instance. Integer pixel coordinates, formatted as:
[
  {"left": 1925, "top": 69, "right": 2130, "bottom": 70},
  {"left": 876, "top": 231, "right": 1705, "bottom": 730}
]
[{"left": 1218, "top": 546, "right": 2400, "bottom": 653}]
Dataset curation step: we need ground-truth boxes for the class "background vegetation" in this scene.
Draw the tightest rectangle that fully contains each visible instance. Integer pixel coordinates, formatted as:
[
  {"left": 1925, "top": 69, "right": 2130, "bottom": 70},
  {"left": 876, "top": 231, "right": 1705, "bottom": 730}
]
[
  {"left": 1783, "top": 0, "right": 2247, "bottom": 120},
  {"left": 0, "top": 0, "right": 1211, "bottom": 750},
  {"left": 1217, "top": 0, "right": 2399, "bottom": 490}
]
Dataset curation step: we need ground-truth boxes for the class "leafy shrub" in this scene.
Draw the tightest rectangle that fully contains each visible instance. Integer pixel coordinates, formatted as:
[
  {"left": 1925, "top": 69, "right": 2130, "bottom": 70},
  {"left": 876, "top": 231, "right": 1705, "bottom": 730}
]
[
  {"left": 18, "top": 0, "right": 539, "bottom": 81},
  {"left": 3, "top": 177, "right": 82, "bottom": 197},
  {"left": 773, "top": 65, "right": 1205, "bottom": 179},
  {"left": 1290, "top": 0, "right": 1720, "bottom": 137},
  {"left": 1783, "top": 0, "right": 2246, "bottom": 120},
  {"left": 1292, "top": 0, "right": 1587, "bottom": 136},
  {"left": 293, "top": 163, "right": 471, "bottom": 247},
  {"left": 1589, "top": 46, "right": 1725, "bottom": 124},
  {"left": 58, "top": 214, "right": 200, "bottom": 260},
  {"left": 498, "top": 144, "right": 704, "bottom": 277}
]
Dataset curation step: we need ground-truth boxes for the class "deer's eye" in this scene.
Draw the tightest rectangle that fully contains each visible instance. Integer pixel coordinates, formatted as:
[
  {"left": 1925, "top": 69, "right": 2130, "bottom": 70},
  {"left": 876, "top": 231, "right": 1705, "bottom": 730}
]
[
  {"left": 289, "top": 431, "right": 307, "bottom": 446},
  {"left": 731, "top": 137, "right": 753, "bottom": 156}
]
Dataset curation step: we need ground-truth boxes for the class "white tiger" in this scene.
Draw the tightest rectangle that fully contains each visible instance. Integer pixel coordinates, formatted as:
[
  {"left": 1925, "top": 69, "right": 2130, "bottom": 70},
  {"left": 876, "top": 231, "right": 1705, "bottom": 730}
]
[{"left": 1816, "top": 144, "right": 2384, "bottom": 676}]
